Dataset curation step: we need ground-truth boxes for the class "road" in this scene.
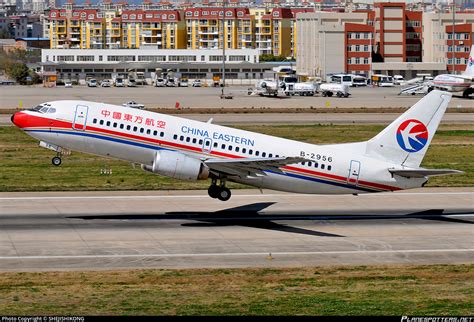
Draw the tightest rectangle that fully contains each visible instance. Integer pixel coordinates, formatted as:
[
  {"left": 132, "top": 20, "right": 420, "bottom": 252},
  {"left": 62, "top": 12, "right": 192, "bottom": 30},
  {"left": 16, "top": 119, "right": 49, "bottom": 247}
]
[
  {"left": 1, "top": 85, "right": 473, "bottom": 109},
  {"left": 0, "top": 188, "right": 472, "bottom": 271}
]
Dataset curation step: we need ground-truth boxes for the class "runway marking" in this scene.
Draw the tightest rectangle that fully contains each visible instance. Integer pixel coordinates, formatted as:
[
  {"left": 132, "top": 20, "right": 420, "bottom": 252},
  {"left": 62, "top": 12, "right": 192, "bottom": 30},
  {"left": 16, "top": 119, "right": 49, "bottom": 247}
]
[
  {"left": 0, "top": 248, "right": 473, "bottom": 260},
  {"left": 0, "top": 192, "right": 472, "bottom": 201}
]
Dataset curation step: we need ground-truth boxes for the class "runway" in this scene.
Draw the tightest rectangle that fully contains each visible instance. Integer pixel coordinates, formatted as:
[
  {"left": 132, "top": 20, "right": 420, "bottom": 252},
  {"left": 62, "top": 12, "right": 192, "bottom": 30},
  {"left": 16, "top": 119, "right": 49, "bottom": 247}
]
[{"left": 0, "top": 188, "right": 472, "bottom": 271}]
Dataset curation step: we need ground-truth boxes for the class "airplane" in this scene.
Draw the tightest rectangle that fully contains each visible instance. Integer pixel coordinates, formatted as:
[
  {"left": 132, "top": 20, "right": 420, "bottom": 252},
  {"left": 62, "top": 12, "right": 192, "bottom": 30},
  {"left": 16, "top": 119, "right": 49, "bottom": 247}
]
[
  {"left": 430, "top": 45, "right": 474, "bottom": 98},
  {"left": 11, "top": 90, "right": 462, "bottom": 201}
]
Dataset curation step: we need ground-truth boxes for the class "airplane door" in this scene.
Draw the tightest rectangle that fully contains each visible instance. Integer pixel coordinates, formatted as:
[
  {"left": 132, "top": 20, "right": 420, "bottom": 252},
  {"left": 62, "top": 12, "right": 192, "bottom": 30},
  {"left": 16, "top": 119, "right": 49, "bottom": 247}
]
[
  {"left": 347, "top": 160, "right": 361, "bottom": 186},
  {"left": 73, "top": 105, "right": 88, "bottom": 131},
  {"left": 202, "top": 138, "right": 213, "bottom": 154}
]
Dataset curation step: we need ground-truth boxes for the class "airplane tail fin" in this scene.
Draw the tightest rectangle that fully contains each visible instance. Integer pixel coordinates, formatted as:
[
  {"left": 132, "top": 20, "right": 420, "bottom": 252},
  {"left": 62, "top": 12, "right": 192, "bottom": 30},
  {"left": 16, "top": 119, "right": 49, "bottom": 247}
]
[
  {"left": 365, "top": 90, "right": 452, "bottom": 168},
  {"left": 463, "top": 45, "right": 474, "bottom": 76}
]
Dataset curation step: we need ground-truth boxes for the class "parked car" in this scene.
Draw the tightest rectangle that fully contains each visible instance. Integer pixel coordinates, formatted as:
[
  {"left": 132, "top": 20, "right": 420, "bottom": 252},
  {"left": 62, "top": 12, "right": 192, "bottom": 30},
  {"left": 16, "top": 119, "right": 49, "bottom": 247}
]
[
  {"left": 114, "top": 78, "right": 125, "bottom": 87},
  {"left": 86, "top": 78, "right": 97, "bottom": 87},
  {"left": 154, "top": 78, "right": 165, "bottom": 87},
  {"left": 192, "top": 79, "right": 202, "bottom": 87},
  {"left": 64, "top": 81, "right": 73, "bottom": 88},
  {"left": 101, "top": 79, "right": 111, "bottom": 87},
  {"left": 127, "top": 79, "right": 137, "bottom": 87},
  {"left": 178, "top": 79, "right": 189, "bottom": 87},
  {"left": 165, "top": 78, "right": 176, "bottom": 87},
  {"left": 122, "top": 101, "right": 145, "bottom": 109}
]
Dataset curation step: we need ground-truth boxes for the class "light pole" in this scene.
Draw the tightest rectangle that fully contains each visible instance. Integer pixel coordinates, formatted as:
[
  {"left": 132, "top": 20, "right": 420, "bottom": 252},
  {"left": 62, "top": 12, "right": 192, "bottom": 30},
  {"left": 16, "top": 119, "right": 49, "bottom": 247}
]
[
  {"left": 221, "top": 0, "right": 226, "bottom": 98},
  {"left": 452, "top": 0, "right": 456, "bottom": 74}
]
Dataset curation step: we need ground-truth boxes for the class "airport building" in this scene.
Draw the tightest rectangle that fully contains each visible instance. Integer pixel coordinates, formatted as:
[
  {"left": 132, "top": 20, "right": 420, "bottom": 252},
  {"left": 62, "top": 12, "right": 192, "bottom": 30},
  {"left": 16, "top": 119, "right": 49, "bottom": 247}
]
[
  {"left": 296, "top": 2, "right": 474, "bottom": 80},
  {"left": 40, "top": 48, "right": 280, "bottom": 84}
]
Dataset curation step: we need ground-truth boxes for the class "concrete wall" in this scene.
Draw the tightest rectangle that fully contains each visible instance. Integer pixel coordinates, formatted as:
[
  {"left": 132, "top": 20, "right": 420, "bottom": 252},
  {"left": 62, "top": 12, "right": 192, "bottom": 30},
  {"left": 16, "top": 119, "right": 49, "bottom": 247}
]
[{"left": 296, "top": 11, "right": 368, "bottom": 79}]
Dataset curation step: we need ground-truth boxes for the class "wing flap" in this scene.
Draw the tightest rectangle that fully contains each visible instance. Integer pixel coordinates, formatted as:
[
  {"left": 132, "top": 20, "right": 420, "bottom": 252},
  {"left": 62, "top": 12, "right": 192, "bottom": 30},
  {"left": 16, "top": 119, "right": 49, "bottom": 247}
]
[
  {"left": 205, "top": 156, "right": 305, "bottom": 178},
  {"left": 389, "top": 168, "right": 464, "bottom": 178}
]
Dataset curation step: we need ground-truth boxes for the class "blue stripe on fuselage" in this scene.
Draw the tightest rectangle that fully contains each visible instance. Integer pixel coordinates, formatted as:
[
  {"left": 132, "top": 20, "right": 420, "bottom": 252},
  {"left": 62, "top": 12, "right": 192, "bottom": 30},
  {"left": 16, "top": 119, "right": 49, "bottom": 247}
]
[{"left": 26, "top": 128, "right": 379, "bottom": 193}]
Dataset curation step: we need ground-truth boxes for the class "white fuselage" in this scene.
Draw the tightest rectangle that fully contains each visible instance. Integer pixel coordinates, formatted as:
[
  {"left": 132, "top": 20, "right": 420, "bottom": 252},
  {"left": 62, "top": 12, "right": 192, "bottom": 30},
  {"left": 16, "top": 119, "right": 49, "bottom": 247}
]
[
  {"left": 432, "top": 74, "right": 473, "bottom": 92},
  {"left": 15, "top": 100, "right": 425, "bottom": 195}
]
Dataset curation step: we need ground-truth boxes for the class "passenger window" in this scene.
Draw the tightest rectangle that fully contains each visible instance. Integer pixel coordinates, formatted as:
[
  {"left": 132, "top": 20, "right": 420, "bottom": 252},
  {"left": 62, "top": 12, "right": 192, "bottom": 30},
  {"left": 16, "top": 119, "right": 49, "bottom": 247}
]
[
  {"left": 314, "top": 162, "right": 318, "bottom": 168},
  {"left": 180, "top": 135, "right": 184, "bottom": 141},
  {"left": 192, "top": 138, "right": 197, "bottom": 144},
  {"left": 327, "top": 165, "right": 332, "bottom": 171},
  {"left": 99, "top": 120, "right": 104, "bottom": 125},
  {"left": 262, "top": 152, "right": 266, "bottom": 157},
  {"left": 275, "top": 155, "right": 279, "bottom": 158},
  {"left": 228, "top": 146, "right": 232, "bottom": 151},
  {"left": 147, "top": 129, "right": 151, "bottom": 134},
  {"left": 133, "top": 126, "right": 137, "bottom": 132},
  {"left": 106, "top": 121, "right": 110, "bottom": 126},
  {"left": 242, "top": 148, "right": 246, "bottom": 153},
  {"left": 173, "top": 134, "right": 178, "bottom": 140},
  {"left": 186, "top": 137, "right": 191, "bottom": 142},
  {"left": 235, "top": 147, "right": 240, "bottom": 152},
  {"left": 221, "top": 144, "right": 225, "bottom": 149},
  {"left": 127, "top": 125, "right": 131, "bottom": 131},
  {"left": 93, "top": 118, "right": 97, "bottom": 124},
  {"left": 249, "top": 149, "right": 253, "bottom": 155},
  {"left": 160, "top": 132, "right": 164, "bottom": 137},
  {"left": 140, "top": 128, "right": 144, "bottom": 133},
  {"left": 113, "top": 122, "right": 117, "bottom": 128},
  {"left": 213, "top": 142, "right": 218, "bottom": 148},
  {"left": 198, "top": 139, "right": 203, "bottom": 145},
  {"left": 255, "top": 151, "right": 260, "bottom": 156},
  {"left": 120, "top": 124, "right": 124, "bottom": 129},
  {"left": 321, "top": 164, "right": 325, "bottom": 170},
  {"left": 153, "top": 130, "right": 157, "bottom": 136},
  {"left": 269, "top": 153, "right": 273, "bottom": 158},
  {"left": 308, "top": 162, "right": 312, "bottom": 167},
  {"left": 206, "top": 141, "right": 210, "bottom": 146}
]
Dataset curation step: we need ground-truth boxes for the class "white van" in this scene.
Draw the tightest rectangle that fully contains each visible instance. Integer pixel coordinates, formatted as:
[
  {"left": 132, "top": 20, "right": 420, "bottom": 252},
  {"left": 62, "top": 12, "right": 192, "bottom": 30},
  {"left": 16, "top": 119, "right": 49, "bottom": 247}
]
[
  {"left": 352, "top": 75, "right": 367, "bottom": 87},
  {"left": 330, "top": 74, "right": 353, "bottom": 87}
]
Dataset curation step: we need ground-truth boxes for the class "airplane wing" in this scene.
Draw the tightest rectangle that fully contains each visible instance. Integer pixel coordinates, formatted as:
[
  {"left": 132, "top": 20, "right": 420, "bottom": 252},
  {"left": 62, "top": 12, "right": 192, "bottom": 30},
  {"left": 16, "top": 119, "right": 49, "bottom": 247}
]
[
  {"left": 204, "top": 156, "right": 305, "bottom": 178},
  {"left": 389, "top": 168, "right": 464, "bottom": 178}
]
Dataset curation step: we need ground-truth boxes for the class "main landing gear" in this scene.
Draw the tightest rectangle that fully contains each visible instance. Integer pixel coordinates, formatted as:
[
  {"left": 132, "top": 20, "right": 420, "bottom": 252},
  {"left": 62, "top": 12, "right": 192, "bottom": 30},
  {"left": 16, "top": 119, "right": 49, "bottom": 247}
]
[
  {"left": 51, "top": 155, "right": 62, "bottom": 166},
  {"left": 208, "top": 178, "right": 231, "bottom": 201}
]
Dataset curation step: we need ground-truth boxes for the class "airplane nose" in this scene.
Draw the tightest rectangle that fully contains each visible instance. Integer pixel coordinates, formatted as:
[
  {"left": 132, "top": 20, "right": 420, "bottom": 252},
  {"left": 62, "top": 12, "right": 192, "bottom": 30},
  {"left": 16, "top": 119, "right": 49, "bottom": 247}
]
[{"left": 11, "top": 112, "right": 27, "bottom": 128}]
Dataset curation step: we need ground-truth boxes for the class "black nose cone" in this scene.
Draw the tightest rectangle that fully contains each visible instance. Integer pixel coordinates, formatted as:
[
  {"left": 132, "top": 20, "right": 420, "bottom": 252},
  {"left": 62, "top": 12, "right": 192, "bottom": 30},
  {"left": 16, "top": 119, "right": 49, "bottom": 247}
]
[{"left": 11, "top": 113, "right": 15, "bottom": 124}]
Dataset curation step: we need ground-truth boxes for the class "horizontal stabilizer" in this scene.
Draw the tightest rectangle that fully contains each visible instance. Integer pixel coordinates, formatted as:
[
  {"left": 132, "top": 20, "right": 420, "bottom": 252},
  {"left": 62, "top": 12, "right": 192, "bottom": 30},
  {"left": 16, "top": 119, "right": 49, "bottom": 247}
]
[{"left": 389, "top": 168, "right": 464, "bottom": 178}]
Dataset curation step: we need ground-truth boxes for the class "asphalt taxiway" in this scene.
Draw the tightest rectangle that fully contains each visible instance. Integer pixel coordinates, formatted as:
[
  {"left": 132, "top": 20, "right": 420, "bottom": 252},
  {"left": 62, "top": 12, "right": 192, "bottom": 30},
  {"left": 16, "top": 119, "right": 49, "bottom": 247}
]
[{"left": 0, "top": 188, "right": 472, "bottom": 271}]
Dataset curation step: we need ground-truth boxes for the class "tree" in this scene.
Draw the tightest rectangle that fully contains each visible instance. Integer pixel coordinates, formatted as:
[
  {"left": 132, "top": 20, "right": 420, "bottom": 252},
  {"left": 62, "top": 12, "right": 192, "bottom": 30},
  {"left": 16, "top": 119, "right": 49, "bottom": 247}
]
[{"left": 6, "top": 62, "right": 29, "bottom": 84}]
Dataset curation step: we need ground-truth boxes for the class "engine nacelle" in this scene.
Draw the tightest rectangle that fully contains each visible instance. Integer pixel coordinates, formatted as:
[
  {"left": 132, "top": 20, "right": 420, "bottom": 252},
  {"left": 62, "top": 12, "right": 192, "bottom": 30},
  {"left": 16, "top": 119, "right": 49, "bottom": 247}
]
[{"left": 141, "top": 150, "right": 209, "bottom": 181}]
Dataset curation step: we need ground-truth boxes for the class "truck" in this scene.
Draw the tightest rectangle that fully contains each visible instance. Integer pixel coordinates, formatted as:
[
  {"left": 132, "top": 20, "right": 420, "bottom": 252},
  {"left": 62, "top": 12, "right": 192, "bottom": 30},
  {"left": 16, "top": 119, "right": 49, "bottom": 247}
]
[
  {"left": 319, "top": 83, "right": 350, "bottom": 98},
  {"left": 283, "top": 82, "right": 317, "bottom": 96},
  {"left": 248, "top": 79, "right": 279, "bottom": 97}
]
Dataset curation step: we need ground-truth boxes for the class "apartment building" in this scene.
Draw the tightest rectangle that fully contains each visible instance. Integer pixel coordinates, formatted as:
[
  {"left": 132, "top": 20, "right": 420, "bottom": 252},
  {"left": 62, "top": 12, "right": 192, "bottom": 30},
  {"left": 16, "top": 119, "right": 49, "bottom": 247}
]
[
  {"left": 47, "top": 7, "right": 186, "bottom": 50},
  {"left": 184, "top": 8, "right": 252, "bottom": 50},
  {"left": 121, "top": 9, "right": 186, "bottom": 49}
]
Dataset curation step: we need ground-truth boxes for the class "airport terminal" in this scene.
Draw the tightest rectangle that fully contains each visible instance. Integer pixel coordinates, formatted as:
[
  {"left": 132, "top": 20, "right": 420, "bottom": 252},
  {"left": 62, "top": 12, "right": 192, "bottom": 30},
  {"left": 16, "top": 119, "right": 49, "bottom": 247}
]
[{"left": 0, "top": 0, "right": 473, "bottom": 317}]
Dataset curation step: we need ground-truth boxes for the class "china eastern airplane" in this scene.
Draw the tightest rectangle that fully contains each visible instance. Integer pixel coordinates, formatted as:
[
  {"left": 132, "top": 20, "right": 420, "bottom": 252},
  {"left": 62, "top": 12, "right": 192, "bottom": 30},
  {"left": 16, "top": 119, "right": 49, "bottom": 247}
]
[
  {"left": 11, "top": 90, "right": 462, "bottom": 201},
  {"left": 431, "top": 45, "right": 474, "bottom": 98}
]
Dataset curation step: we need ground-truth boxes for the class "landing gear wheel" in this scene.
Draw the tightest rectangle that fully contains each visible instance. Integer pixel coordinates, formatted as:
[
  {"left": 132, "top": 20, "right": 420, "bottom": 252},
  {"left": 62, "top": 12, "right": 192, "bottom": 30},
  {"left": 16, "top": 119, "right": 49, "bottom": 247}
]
[
  {"left": 208, "top": 185, "right": 220, "bottom": 199},
  {"left": 52, "top": 156, "right": 62, "bottom": 166},
  {"left": 217, "top": 187, "right": 231, "bottom": 202}
]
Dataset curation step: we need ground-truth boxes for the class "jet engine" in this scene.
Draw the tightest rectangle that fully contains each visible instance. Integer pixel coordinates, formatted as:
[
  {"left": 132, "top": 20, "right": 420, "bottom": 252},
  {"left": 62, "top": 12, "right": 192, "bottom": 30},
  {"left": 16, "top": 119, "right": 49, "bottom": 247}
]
[{"left": 141, "top": 150, "right": 209, "bottom": 181}]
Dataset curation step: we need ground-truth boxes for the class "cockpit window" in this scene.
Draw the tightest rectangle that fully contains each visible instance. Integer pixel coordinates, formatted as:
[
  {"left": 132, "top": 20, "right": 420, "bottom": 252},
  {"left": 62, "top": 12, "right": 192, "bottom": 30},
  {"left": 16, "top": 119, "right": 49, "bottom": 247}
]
[
  {"left": 31, "top": 105, "right": 43, "bottom": 112},
  {"left": 30, "top": 104, "right": 52, "bottom": 113}
]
